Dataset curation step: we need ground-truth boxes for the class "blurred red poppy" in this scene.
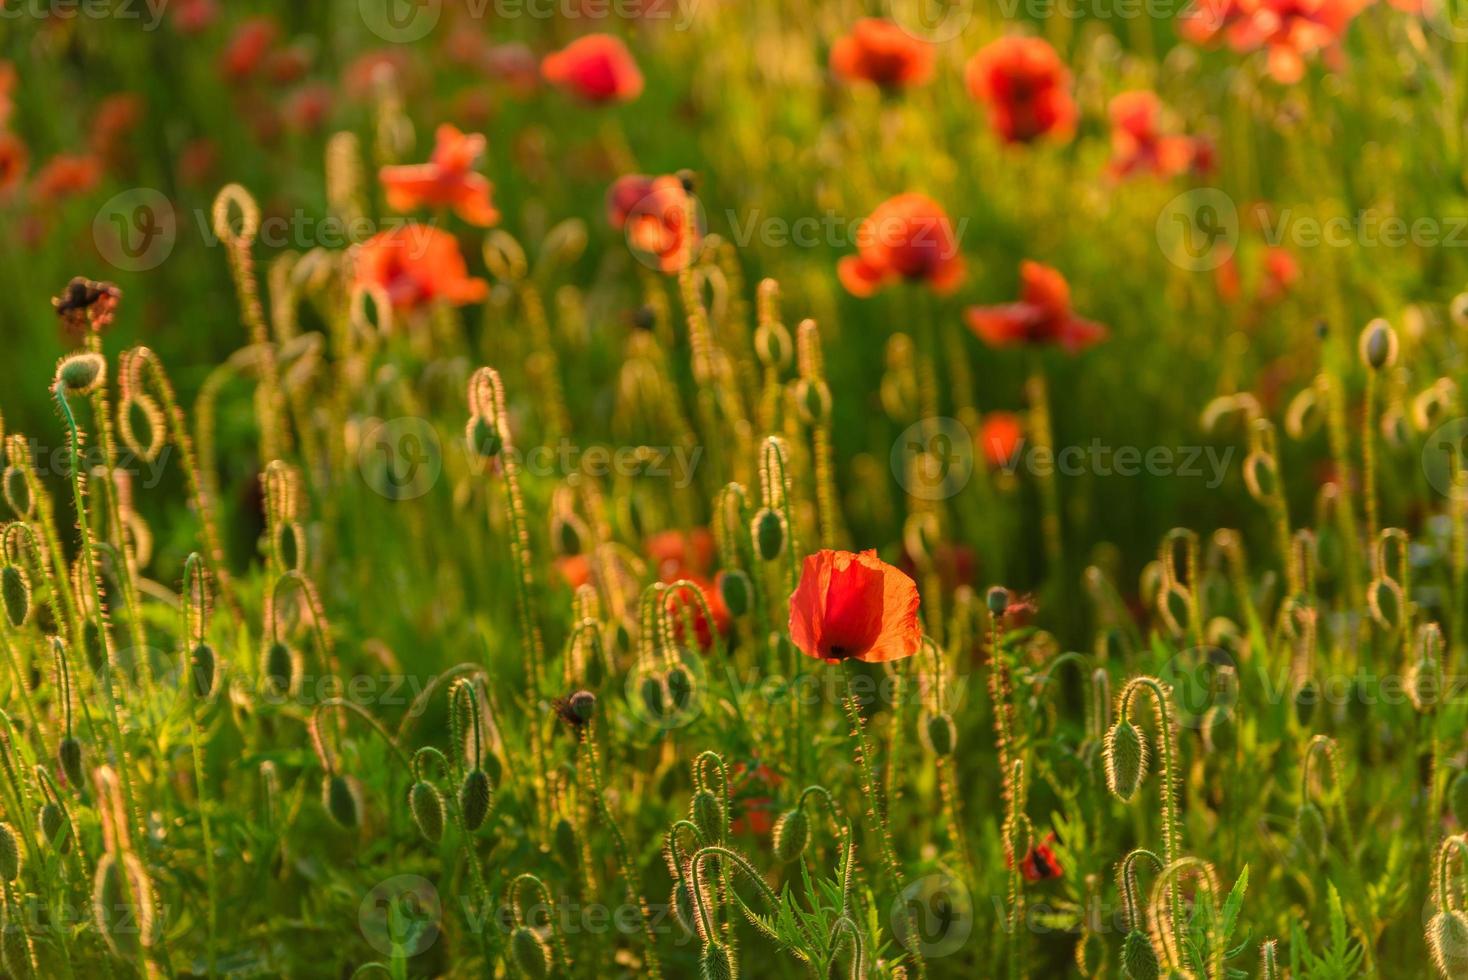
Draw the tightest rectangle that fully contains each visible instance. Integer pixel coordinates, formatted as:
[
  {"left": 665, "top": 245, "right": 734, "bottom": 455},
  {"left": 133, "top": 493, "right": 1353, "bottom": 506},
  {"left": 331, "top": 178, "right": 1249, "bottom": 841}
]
[
  {"left": 0, "top": 133, "right": 29, "bottom": 196},
  {"left": 980, "top": 412, "right": 1025, "bottom": 469},
  {"left": 789, "top": 549, "right": 922, "bottom": 664},
  {"left": 542, "top": 34, "right": 644, "bottom": 104},
  {"left": 646, "top": 527, "right": 715, "bottom": 581},
  {"left": 966, "top": 261, "right": 1107, "bottom": 354},
  {"left": 32, "top": 154, "right": 101, "bottom": 201},
  {"left": 381, "top": 124, "right": 500, "bottom": 228},
  {"left": 221, "top": 18, "right": 278, "bottom": 81},
  {"left": 1182, "top": 0, "right": 1357, "bottom": 83},
  {"left": 1011, "top": 831, "right": 1063, "bottom": 881},
  {"left": 354, "top": 225, "right": 488, "bottom": 311},
  {"left": 1258, "top": 247, "right": 1301, "bottom": 302},
  {"left": 607, "top": 173, "right": 699, "bottom": 273},
  {"left": 1107, "top": 91, "right": 1200, "bottom": 180},
  {"left": 965, "top": 37, "right": 1076, "bottom": 144},
  {"left": 90, "top": 93, "right": 143, "bottom": 162},
  {"left": 837, "top": 193, "right": 965, "bottom": 297},
  {"left": 284, "top": 84, "right": 333, "bottom": 133},
  {"left": 172, "top": 0, "right": 218, "bottom": 34},
  {"left": 732, "top": 761, "right": 782, "bottom": 836},
  {"left": 664, "top": 577, "right": 730, "bottom": 651},
  {"left": 830, "top": 18, "right": 934, "bottom": 90},
  {"left": 0, "top": 61, "right": 14, "bottom": 128}
]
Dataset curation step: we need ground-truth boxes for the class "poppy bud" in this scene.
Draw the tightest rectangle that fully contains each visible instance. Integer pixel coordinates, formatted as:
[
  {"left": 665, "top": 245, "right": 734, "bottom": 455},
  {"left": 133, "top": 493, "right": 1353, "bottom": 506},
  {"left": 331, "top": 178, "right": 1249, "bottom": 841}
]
[
  {"left": 409, "top": 780, "right": 445, "bottom": 843},
  {"left": 1429, "top": 910, "right": 1468, "bottom": 978},
  {"left": 323, "top": 774, "right": 360, "bottom": 829},
  {"left": 58, "top": 737, "right": 83, "bottom": 788},
  {"left": 1293, "top": 679, "right": 1319, "bottom": 727},
  {"left": 459, "top": 768, "right": 493, "bottom": 831},
  {"left": 1160, "top": 584, "right": 1191, "bottom": 636},
  {"left": 1450, "top": 771, "right": 1468, "bottom": 826},
  {"left": 700, "top": 942, "right": 735, "bottom": 980},
  {"left": 567, "top": 690, "right": 596, "bottom": 724},
  {"left": 1, "top": 565, "right": 30, "bottom": 628},
  {"left": 1358, "top": 318, "right": 1398, "bottom": 370},
  {"left": 2, "top": 468, "right": 30, "bottom": 520},
  {"left": 772, "top": 808, "right": 809, "bottom": 863},
  {"left": 466, "top": 415, "right": 502, "bottom": 459},
  {"left": 1, "top": 915, "right": 32, "bottom": 979},
  {"left": 923, "top": 711, "right": 957, "bottom": 757},
  {"left": 1121, "top": 929, "right": 1160, "bottom": 980},
  {"left": 641, "top": 675, "right": 668, "bottom": 719},
  {"left": 691, "top": 790, "right": 724, "bottom": 841},
  {"left": 93, "top": 852, "right": 155, "bottom": 957},
  {"left": 38, "top": 803, "right": 68, "bottom": 854},
  {"left": 54, "top": 352, "right": 107, "bottom": 394},
  {"left": 0, "top": 824, "right": 19, "bottom": 881},
  {"left": 263, "top": 641, "right": 296, "bottom": 695},
  {"left": 1104, "top": 720, "right": 1148, "bottom": 801},
  {"left": 986, "top": 586, "right": 1009, "bottom": 617},
  {"left": 753, "top": 508, "right": 784, "bottom": 562},
  {"left": 667, "top": 667, "right": 694, "bottom": 711},
  {"left": 81, "top": 622, "right": 105, "bottom": 674},
  {"left": 190, "top": 642, "right": 217, "bottom": 700},
  {"left": 554, "top": 817, "right": 579, "bottom": 868},
  {"left": 671, "top": 879, "right": 696, "bottom": 933},
  {"left": 275, "top": 522, "right": 304, "bottom": 571},
  {"left": 511, "top": 926, "right": 551, "bottom": 978},
  {"left": 717, "top": 569, "right": 752, "bottom": 618}
]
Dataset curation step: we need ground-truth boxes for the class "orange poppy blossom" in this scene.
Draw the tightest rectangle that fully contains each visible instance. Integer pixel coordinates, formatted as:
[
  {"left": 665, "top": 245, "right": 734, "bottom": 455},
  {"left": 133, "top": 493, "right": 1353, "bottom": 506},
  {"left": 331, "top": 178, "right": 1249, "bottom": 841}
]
[
  {"left": 830, "top": 18, "right": 935, "bottom": 90},
  {"left": 788, "top": 549, "right": 922, "bottom": 664},
  {"left": 1107, "top": 91, "right": 1205, "bottom": 180},
  {"left": 837, "top": 193, "right": 966, "bottom": 297},
  {"left": 542, "top": 34, "right": 644, "bottom": 104},
  {"left": 607, "top": 173, "right": 700, "bottom": 273},
  {"left": 1181, "top": 0, "right": 1358, "bottom": 83},
  {"left": 380, "top": 124, "right": 500, "bottom": 228},
  {"left": 965, "top": 36, "right": 1077, "bottom": 145},
  {"left": 0, "top": 133, "right": 28, "bottom": 196},
  {"left": 353, "top": 224, "right": 488, "bottom": 311},
  {"left": 979, "top": 411, "right": 1025, "bottom": 469},
  {"left": 966, "top": 261, "right": 1108, "bottom": 354}
]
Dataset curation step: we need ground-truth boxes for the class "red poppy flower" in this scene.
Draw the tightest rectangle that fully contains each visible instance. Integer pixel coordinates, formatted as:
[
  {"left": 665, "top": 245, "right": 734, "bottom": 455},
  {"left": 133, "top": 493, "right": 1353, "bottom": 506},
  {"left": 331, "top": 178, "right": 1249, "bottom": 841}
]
[
  {"left": 838, "top": 193, "right": 965, "bottom": 297},
  {"left": 731, "top": 761, "right": 782, "bottom": 836},
  {"left": 966, "top": 261, "right": 1107, "bottom": 354},
  {"left": 980, "top": 412, "right": 1025, "bottom": 469},
  {"left": 172, "top": 0, "right": 217, "bottom": 34},
  {"left": 178, "top": 138, "right": 217, "bottom": 188},
  {"left": 0, "top": 61, "right": 14, "bottom": 128},
  {"left": 1107, "top": 91, "right": 1201, "bottom": 180},
  {"left": 665, "top": 577, "right": 730, "bottom": 651},
  {"left": 542, "top": 34, "right": 644, "bottom": 104},
  {"left": 221, "top": 17, "right": 278, "bottom": 81},
  {"left": 607, "top": 174, "right": 700, "bottom": 273},
  {"left": 380, "top": 124, "right": 500, "bottom": 228},
  {"left": 789, "top": 549, "right": 922, "bottom": 664},
  {"left": 32, "top": 154, "right": 101, "bottom": 201},
  {"left": 90, "top": 93, "right": 143, "bottom": 161},
  {"left": 354, "top": 225, "right": 488, "bottom": 311},
  {"left": 1182, "top": 0, "right": 1358, "bottom": 83},
  {"left": 556, "top": 554, "right": 594, "bottom": 590},
  {"left": 830, "top": 18, "right": 935, "bottom": 90},
  {"left": 0, "top": 133, "right": 29, "bottom": 196},
  {"left": 1010, "top": 832, "right": 1064, "bottom": 882},
  {"left": 965, "top": 37, "right": 1077, "bottom": 144},
  {"left": 646, "top": 527, "right": 715, "bottom": 581},
  {"left": 1258, "top": 247, "right": 1301, "bottom": 302}
]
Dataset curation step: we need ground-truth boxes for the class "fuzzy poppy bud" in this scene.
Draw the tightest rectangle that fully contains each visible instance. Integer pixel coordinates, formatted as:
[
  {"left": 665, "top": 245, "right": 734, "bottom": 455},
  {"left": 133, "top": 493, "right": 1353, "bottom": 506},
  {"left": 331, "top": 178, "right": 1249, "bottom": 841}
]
[
  {"left": 58, "top": 737, "right": 83, "bottom": 788},
  {"left": 37, "top": 803, "right": 68, "bottom": 853},
  {"left": 511, "top": 926, "right": 551, "bottom": 978},
  {"left": 54, "top": 352, "right": 107, "bottom": 394},
  {"left": 81, "top": 622, "right": 105, "bottom": 674},
  {"left": 459, "top": 768, "right": 493, "bottom": 831},
  {"left": 987, "top": 586, "right": 1009, "bottom": 616},
  {"left": 1430, "top": 909, "right": 1468, "bottom": 978},
  {"left": 554, "top": 817, "right": 578, "bottom": 868},
  {"left": 671, "top": 879, "right": 696, "bottom": 933},
  {"left": 1359, "top": 318, "right": 1398, "bottom": 371},
  {"left": 667, "top": 666, "right": 693, "bottom": 711},
  {"left": 467, "top": 415, "right": 502, "bottom": 458},
  {"left": 1121, "top": 929, "right": 1160, "bottom": 980},
  {"left": 554, "top": 515, "right": 583, "bottom": 557},
  {"left": 772, "top": 808, "right": 809, "bottom": 863},
  {"left": 1104, "top": 720, "right": 1148, "bottom": 801},
  {"left": 0, "top": 824, "right": 19, "bottom": 881},
  {"left": 2, "top": 468, "right": 30, "bottom": 520},
  {"left": 1, "top": 915, "right": 32, "bottom": 979},
  {"left": 1450, "top": 771, "right": 1468, "bottom": 826},
  {"left": 1294, "top": 802, "right": 1328, "bottom": 859},
  {"left": 324, "top": 774, "right": 361, "bottom": 829},
  {"left": 263, "top": 641, "right": 295, "bottom": 695},
  {"left": 567, "top": 690, "right": 596, "bottom": 724},
  {"left": 93, "top": 852, "right": 155, "bottom": 957},
  {"left": 1, "top": 565, "right": 29, "bottom": 629},
  {"left": 700, "top": 942, "right": 735, "bottom": 980},
  {"left": 753, "top": 508, "right": 784, "bottom": 561},
  {"left": 923, "top": 711, "right": 957, "bottom": 757},
  {"left": 717, "top": 569, "right": 752, "bottom": 618},
  {"left": 190, "top": 643, "right": 217, "bottom": 700},
  {"left": 691, "top": 789, "right": 724, "bottom": 841},
  {"left": 409, "top": 780, "right": 445, "bottom": 843},
  {"left": 641, "top": 675, "right": 668, "bottom": 719},
  {"left": 1293, "top": 679, "right": 1319, "bottom": 727}
]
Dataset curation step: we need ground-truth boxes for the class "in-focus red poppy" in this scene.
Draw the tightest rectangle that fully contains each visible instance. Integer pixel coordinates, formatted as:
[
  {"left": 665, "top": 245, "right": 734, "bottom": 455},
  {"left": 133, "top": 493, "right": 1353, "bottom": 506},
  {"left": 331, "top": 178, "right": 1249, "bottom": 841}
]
[
  {"left": 1010, "top": 831, "right": 1063, "bottom": 882},
  {"left": 380, "top": 124, "right": 500, "bottom": 228},
  {"left": 980, "top": 412, "right": 1025, "bottom": 469},
  {"left": 646, "top": 527, "right": 715, "bottom": 581},
  {"left": 789, "top": 549, "right": 922, "bottom": 664},
  {"left": 1106, "top": 91, "right": 1201, "bottom": 180},
  {"left": 32, "top": 154, "right": 102, "bottom": 202},
  {"left": 221, "top": 17, "right": 278, "bottom": 81},
  {"left": 542, "top": 34, "right": 644, "bottom": 104},
  {"left": 966, "top": 261, "right": 1107, "bottom": 354},
  {"left": 838, "top": 193, "right": 965, "bottom": 297},
  {"left": 830, "top": 18, "right": 935, "bottom": 90},
  {"left": 965, "top": 36, "right": 1077, "bottom": 144},
  {"left": 607, "top": 173, "right": 700, "bottom": 273},
  {"left": 0, "top": 133, "right": 29, "bottom": 196},
  {"left": 354, "top": 225, "right": 489, "bottom": 311},
  {"left": 1182, "top": 0, "right": 1358, "bottom": 83}
]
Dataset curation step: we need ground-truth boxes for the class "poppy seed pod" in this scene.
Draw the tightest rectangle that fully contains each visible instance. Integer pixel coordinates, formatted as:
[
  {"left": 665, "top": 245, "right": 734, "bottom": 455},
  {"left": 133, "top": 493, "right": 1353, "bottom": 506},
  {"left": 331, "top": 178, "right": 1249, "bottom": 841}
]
[
  {"left": 1, "top": 565, "right": 30, "bottom": 628},
  {"left": 323, "top": 774, "right": 361, "bottom": 829},
  {"left": 459, "top": 768, "right": 493, "bottom": 831},
  {"left": 1450, "top": 771, "right": 1468, "bottom": 826},
  {"left": 1121, "top": 929, "right": 1160, "bottom": 980},
  {"left": 717, "top": 569, "right": 752, "bottom": 618},
  {"left": 54, "top": 352, "right": 107, "bottom": 394},
  {"left": 753, "top": 508, "right": 784, "bottom": 561},
  {"left": 58, "top": 737, "right": 84, "bottom": 788},
  {"left": 1358, "top": 318, "right": 1398, "bottom": 370},
  {"left": 772, "top": 808, "right": 809, "bottom": 863},
  {"left": 409, "top": 780, "right": 445, "bottom": 843},
  {"left": 1104, "top": 719, "right": 1149, "bottom": 801},
  {"left": 691, "top": 789, "right": 724, "bottom": 841},
  {"left": 511, "top": 926, "right": 551, "bottom": 978},
  {"left": 1430, "top": 910, "right": 1468, "bottom": 978},
  {"left": 923, "top": 711, "right": 957, "bottom": 757},
  {"left": 0, "top": 824, "right": 19, "bottom": 881},
  {"left": 700, "top": 942, "right": 735, "bottom": 980}
]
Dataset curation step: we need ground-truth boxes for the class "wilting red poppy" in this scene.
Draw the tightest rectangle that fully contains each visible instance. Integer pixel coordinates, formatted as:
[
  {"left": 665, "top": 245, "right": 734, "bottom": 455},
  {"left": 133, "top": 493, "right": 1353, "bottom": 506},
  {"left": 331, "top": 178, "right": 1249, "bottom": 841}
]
[
  {"left": 980, "top": 412, "right": 1025, "bottom": 469},
  {"left": 966, "top": 261, "right": 1107, "bottom": 354},
  {"left": 965, "top": 36, "right": 1076, "bottom": 144},
  {"left": 32, "top": 154, "right": 101, "bottom": 201},
  {"left": 607, "top": 173, "right": 699, "bottom": 272},
  {"left": 380, "top": 124, "right": 500, "bottom": 228},
  {"left": 221, "top": 18, "right": 278, "bottom": 81},
  {"left": 1182, "top": 0, "right": 1357, "bottom": 83},
  {"left": 838, "top": 193, "right": 965, "bottom": 297},
  {"left": 646, "top": 527, "right": 715, "bottom": 581},
  {"left": 1107, "top": 91, "right": 1201, "bottom": 180},
  {"left": 354, "top": 225, "right": 488, "bottom": 311},
  {"left": 542, "top": 34, "right": 643, "bottom": 104},
  {"left": 789, "top": 549, "right": 922, "bottom": 664},
  {"left": 830, "top": 18, "right": 934, "bottom": 90},
  {"left": 1010, "top": 832, "right": 1063, "bottom": 881},
  {"left": 0, "top": 133, "right": 29, "bottom": 195}
]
